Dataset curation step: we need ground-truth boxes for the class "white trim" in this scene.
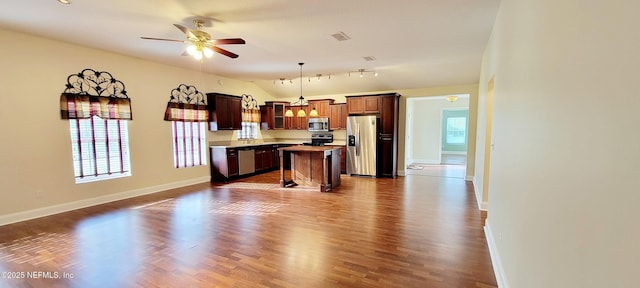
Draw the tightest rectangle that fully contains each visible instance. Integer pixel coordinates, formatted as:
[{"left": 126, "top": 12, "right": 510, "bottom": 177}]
[
  {"left": 465, "top": 175, "right": 474, "bottom": 182},
  {"left": 472, "top": 176, "right": 488, "bottom": 211},
  {"left": 397, "top": 169, "right": 406, "bottom": 176},
  {"left": 441, "top": 151, "right": 467, "bottom": 155},
  {"left": 0, "top": 176, "right": 210, "bottom": 226},
  {"left": 410, "top": 159, "right": 440, "bottom": 165},
  {"left": 484, "top": 221, "right": 509, "bottom": 288}
]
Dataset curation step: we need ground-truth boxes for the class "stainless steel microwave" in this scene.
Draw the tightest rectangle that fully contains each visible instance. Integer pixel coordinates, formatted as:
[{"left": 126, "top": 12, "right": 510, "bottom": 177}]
[{"left": 308, "top": 117, "right": 329, "bottom": 132}]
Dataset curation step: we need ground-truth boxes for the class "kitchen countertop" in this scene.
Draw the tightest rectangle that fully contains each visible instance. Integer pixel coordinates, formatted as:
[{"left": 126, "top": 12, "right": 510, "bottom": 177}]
[{"left": 210, "top": 140, "right": 346, "bottom": 149}]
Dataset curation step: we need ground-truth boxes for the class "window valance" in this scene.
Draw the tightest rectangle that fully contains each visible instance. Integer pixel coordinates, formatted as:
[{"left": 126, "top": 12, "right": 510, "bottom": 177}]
[
  {"left": 163, "top": 84, "right": 209, "bottom": 122},
  {"left": 241, "top": 94, "right": 261, "bottom": 123},
  {"left": 59, "top": 69, "right": 133, "bottom": 120},
  {"left": 60, "top": 93, "right": 132, "bottom": 120}
]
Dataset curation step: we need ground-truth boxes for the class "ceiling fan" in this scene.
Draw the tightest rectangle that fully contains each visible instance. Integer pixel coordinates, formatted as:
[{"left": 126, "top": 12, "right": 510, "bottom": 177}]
[{"left": 141, "top": 19, "right": 245, "bottom": 60}]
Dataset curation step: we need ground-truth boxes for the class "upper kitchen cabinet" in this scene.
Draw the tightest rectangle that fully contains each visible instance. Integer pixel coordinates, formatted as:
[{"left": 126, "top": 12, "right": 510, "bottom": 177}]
[
  {"left": 346, "top": 95, "right": 381, "bottom": 114},
  {"left": 207, "top": 93, "right": 242, "bottom": 131},
  {"left": 329, "top": 103, "right": 347, "bottom": 130},
  {"left": 307, "top": 99, "right": 334, "bottom": 117},
  {"left": 260, "top": 101, "right": 289, "bottom": 130},
  {"left": 284, "top": 105, "right": 309, "bottom": 130}
]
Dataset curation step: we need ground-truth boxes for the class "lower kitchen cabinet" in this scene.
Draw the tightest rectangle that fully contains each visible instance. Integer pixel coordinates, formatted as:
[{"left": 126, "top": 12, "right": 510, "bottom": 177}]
[
  {"left": 210, "top": 144, "right": 293, "bottom": 182},
  {"left": 327, "top": 145, "right": 346, "bottom": 174},
  {"left": 210, "top": 147, "right": 239, "bottom": 182},
  {"left": 255, "top": 145, "right": 277, "bottom": 171}
]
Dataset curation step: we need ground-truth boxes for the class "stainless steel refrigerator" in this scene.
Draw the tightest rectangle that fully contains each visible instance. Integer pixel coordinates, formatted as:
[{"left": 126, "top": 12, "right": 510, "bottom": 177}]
[{"left": 346, "top": 115, "right": 378, "bottom": 177}]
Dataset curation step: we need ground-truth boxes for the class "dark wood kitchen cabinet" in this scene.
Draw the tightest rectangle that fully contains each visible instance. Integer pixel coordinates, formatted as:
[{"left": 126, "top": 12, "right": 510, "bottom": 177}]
[
  {"left": 284, "top": 105, "right": 309, "bottom": 130},
  {"left": 328, "top": 145, "right": 346, "bottom": 173},
  {"left": 255, "top": 145, "right": 276, "bottom": 171},
  {"left": 378, "top": 94, "right": 400, "bottom": 178},
  {"left": 260, "top": 101, "right": 289, "bottom": 130},
  {"left": 307, "top": 99, "right": 334, "bottom": 117},
  {"left": 329, "top": 103, "right": 347, "bottom": 130},
  {"left": 206, "top": 93, "right": 242, "bottom": 131},
  {"left": 210, "top": 147, "right": 239, "bottom": 182},
  {"left": 346, "top": 96, "right": 381, "bottom": 114}
]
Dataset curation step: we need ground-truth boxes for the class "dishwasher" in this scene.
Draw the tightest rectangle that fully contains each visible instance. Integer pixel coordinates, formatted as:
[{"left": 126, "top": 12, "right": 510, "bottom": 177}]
[{"left": 237, "top": 148, "right": 255, "bottom": 175}]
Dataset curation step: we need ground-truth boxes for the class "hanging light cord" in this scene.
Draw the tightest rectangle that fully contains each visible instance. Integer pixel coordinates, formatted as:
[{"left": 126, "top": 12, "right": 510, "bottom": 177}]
[{"left": 299, "top": 62, "right": 304, "bottom": 101}]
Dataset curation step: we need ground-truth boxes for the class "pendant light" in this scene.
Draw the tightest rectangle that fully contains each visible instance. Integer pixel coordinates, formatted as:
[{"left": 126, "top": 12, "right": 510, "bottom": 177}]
[{"left": 285, "top": 62, "right": 311, "bottom": 117}]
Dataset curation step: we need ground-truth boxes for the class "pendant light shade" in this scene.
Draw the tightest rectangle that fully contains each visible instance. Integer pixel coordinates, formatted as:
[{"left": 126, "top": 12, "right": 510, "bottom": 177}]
[
  {"left": 309, "top": 108, "right": 318, "bottom": 117},
  {"left": 285, "top": 109, "right": 294, "bottom": 117}
]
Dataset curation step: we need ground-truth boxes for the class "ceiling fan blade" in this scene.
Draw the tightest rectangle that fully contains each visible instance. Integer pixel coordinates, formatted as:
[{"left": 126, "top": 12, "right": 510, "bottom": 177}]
[
  {"left": 212, "top": 46, "right": 239, "bottom": 58},
  {"left": 173, "top": 24, "right": 189, "bottom": 35},
  {"left": 140, "top": 36, "right": 185, "bottom": 43},
  {"left": 212, "top": 38, "right": 246, "bottom": 45},
  {"left": 174, "top": 24, "right": 197, "bottom": 39}
]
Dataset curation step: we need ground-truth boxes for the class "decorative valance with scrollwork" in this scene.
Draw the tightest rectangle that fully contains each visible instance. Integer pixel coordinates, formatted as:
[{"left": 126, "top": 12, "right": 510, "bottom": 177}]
[
  {"left": 241, "top": 94, "right": 260, "bottom": 123},
  {"left": 163, "top": 84, "right": 209, "bottom": 122},
  {"left": 60, "top": 68, "right": 133, "bottom": 120}
]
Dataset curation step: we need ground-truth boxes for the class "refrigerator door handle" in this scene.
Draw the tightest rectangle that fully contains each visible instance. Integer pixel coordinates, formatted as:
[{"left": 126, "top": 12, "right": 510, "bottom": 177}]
[{"left": 355, "top": 123, "right": 360, "bottom": 156}]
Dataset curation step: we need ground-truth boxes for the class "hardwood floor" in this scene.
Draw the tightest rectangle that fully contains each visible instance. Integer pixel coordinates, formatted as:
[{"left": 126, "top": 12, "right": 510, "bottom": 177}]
[{"left": 0, "top": 171, "right": 496, "bottom": 288}]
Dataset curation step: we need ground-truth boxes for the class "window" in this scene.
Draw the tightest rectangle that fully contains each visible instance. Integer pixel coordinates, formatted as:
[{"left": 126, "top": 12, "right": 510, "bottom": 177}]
[
  {"left": 446, "top": 117, "right": 467, "bottom": 145},
  {"left": 238, "top": 122, "right": 259, "bottom": 140},
  {"left": 171, "top": 121, "right": 207, "bottom": 168},
  {"left": 69, "top": 115, "right": 131, "bottom": 183}
]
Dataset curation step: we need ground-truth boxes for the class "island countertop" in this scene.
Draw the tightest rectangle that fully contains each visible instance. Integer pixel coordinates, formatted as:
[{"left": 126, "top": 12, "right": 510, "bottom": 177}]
[{"left": 278, "top": 145, "right": 340, "bottom": 153}]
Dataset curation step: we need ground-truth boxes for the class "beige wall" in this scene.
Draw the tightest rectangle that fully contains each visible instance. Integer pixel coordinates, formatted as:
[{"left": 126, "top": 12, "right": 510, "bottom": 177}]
[
  {"left": 0, "top": 28, "right": 272, "bottom": 223},
  {"left": 477, "top": 0, "right": 639, "bottom": 287}
]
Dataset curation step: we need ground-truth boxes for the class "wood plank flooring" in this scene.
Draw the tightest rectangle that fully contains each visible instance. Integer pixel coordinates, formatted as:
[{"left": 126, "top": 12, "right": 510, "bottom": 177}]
[{"left": 0, "top": 171, "right": 496, "bottom": 288}]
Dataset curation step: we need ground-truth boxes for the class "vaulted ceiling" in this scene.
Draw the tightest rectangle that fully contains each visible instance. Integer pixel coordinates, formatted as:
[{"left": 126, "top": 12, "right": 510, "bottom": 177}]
[{"left": 0, "top": 0, "right": 500, "bottom": 98}]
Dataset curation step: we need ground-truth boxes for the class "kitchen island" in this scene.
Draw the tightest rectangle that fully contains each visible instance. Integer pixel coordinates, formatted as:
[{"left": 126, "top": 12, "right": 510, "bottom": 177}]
[{"left": 278, "top": 146, "right": 341, "bottom": 192}]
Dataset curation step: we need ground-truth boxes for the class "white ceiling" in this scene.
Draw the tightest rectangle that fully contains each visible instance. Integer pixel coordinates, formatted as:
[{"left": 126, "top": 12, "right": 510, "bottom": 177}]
[{"left": 0, "top": 0, "right": 499, "bottom": 98}]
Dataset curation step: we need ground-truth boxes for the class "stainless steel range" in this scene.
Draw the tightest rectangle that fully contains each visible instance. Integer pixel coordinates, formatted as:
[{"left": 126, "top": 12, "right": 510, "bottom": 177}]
[{"left": 303, "top": 133, "right": 333, "bottom": 146}]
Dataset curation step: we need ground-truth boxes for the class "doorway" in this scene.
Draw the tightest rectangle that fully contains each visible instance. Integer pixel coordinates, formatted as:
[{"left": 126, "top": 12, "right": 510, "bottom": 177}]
[
  {"left": 441, "top": 108, "right": 468, "bottom": 164},
  {"left": 405, "top": 95, "right": 469, "bottom": 179}
]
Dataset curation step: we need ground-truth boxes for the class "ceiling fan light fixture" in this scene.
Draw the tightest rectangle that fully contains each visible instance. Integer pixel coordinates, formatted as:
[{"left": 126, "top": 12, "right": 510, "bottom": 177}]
[
  {"left": 186, "top": 44, "right": 197, "bottom": 56},
  {"left": 203, "top": 47, "right": 214, "bottom": 58},
  {"left": 58, "top": 0, "right": 71, "bottom": 4}
]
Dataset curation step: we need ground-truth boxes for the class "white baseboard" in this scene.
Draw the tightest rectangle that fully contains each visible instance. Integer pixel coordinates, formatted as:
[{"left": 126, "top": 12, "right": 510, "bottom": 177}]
[
  {"left": 397, "top": 169, "right": 406, "bottom": 176},
  {"left": 484, "top": 221, "right": 509, "bottom": 288},
  {"left": 472, "top": 177, "right": 489, "bottom": 211},
  {"left": 441, "top": 151, "right": 467, "bottom": 155},
  {"left": 410, "top": 159, "right": 440, "bottom": 165},
  {"left": 0, "top": 176, "right": 210, "bottom": 226},
  {"left": 465, "top": 175, "right": 474, "bottom": 181}
]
